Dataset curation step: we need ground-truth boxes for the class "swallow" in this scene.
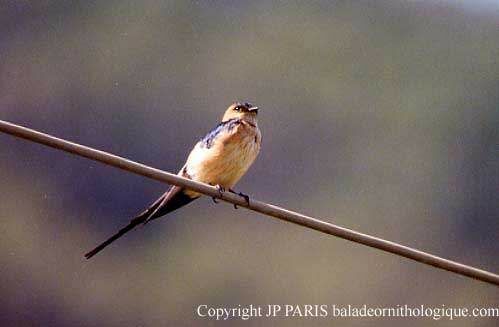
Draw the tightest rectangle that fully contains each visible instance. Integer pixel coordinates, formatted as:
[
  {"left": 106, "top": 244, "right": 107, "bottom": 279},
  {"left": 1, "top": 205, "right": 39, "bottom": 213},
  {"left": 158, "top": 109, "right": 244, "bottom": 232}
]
[{"left": 84, "top": 101, "right": 261, "bottom": 259}]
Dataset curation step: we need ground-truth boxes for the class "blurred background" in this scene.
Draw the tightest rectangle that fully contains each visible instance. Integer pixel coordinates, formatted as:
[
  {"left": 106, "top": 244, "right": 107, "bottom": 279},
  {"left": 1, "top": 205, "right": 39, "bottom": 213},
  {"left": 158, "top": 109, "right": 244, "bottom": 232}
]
[{"left": 1, "top": 1, "right": 498, "bottom": 326}]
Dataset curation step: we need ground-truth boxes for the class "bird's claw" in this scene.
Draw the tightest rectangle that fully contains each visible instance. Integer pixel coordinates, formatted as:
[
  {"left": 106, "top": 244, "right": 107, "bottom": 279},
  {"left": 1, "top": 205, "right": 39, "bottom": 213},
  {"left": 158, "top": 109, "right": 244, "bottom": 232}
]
[
  {"left": 229, "top": 189, "right": 250, "bottom": 209},
  {"left": 212, "top": 184, "right": 225, "bottom": 204}
]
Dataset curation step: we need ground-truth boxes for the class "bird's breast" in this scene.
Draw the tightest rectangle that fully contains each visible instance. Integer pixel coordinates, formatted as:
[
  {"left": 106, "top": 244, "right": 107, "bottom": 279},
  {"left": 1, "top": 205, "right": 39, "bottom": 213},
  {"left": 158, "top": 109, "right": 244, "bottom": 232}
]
[{"left": 185, "top": 122, "right": 261, "bottom": 189}]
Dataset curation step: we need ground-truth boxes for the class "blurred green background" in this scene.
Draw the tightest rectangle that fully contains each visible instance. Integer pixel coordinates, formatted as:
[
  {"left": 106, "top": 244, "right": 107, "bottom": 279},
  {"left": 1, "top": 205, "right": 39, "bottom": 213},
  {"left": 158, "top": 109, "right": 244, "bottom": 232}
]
[{"left": 1, "top": 1, "right": 498, "bottom": 326}]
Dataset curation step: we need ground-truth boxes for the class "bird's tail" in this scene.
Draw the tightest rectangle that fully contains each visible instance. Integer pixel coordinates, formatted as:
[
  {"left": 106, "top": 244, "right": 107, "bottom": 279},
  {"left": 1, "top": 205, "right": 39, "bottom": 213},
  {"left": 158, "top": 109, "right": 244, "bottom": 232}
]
[
  {"left": 84, "top": 214, "right": 146, "bottom": 259},
  {"left": 84, "top": 186, "right": 198, "bottom": 259},
  {"left": 84, "top": 190, "right": 169, "bottom": 259}
]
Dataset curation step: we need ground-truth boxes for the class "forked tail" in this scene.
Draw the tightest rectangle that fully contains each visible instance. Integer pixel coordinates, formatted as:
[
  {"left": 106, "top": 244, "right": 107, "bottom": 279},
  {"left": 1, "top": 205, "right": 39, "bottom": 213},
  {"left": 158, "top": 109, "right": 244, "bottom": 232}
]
[
  {"left": 84, "top": 215, "right": 146, "bottom": 259},
  {"left": 84, "top": 186, "right": 197, "bottom": 259}
]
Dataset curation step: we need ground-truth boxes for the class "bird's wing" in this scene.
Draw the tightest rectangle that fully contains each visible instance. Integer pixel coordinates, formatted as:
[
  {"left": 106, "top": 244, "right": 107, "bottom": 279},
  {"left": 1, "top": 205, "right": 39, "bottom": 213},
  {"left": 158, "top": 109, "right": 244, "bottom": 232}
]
[
  {"left": 142, "top": 172, "right": 199, "bottom": 223},
  {"left": 198, "top": 118, "right": 240, "bottom": 149}
]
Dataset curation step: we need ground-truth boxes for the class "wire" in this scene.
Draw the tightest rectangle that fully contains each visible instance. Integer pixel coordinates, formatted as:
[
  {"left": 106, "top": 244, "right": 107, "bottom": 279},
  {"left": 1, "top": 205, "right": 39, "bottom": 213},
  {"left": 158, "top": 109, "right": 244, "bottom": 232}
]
[{"left": 1, "top": 119, "right": 498, "bottom": 286}]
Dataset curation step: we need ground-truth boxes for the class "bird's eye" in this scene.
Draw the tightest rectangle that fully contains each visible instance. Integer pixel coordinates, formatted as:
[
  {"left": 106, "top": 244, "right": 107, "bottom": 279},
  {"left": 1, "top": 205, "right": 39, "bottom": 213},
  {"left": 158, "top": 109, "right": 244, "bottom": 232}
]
[{"left": 234, "top": 106, "right": 241, "bottom": 111}]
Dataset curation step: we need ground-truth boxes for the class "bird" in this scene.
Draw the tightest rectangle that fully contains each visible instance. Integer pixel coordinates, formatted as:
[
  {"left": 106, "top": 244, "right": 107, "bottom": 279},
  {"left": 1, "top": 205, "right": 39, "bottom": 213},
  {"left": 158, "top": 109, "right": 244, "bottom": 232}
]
[{"left": 84, "top": 101, "right": 261, "bottom": 259}]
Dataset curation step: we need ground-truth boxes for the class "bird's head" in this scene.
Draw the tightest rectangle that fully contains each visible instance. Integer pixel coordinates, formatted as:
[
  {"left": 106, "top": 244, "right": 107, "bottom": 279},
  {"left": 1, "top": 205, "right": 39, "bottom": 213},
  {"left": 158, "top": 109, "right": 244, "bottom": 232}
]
[{"left": 222, "top": 102, "right": 259, "bottom": 123}]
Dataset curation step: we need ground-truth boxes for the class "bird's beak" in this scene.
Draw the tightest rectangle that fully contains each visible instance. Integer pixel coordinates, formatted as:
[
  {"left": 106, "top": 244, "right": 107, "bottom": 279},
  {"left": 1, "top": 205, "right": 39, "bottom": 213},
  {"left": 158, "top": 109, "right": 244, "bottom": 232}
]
[{"left": 249, "top": 106, "right": 259, "bottom": 114}]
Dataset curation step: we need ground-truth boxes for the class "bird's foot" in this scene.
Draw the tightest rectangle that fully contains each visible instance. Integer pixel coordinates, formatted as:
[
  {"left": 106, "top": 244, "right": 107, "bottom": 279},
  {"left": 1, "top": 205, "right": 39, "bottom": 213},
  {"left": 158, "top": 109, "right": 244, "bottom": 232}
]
[
  {"left": 212, "top": 184, "right": 225, "bottom": 204},
  {"left": 229, "top": 189, "right": 250, "bottom": 209}
]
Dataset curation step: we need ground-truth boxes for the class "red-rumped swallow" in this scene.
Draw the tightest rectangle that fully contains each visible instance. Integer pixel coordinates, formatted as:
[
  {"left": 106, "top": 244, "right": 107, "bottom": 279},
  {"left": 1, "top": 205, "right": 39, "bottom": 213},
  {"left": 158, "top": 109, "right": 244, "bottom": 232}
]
[{"left": 85, "top": 102, "right": 261, "bottom": 259}]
